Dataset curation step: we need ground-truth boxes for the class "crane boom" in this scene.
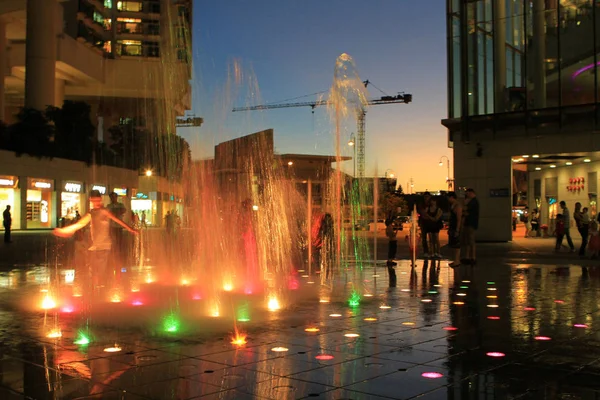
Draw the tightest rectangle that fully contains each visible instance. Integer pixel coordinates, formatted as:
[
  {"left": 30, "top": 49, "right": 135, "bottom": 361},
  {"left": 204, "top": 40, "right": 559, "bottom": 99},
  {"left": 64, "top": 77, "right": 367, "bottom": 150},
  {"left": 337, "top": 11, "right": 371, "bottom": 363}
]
[
  {"left": 232, "top": 89, "right": 412, "bottom": 178},
  {"left": 232, "top": 95, "right": 411, "bottom": 112}
]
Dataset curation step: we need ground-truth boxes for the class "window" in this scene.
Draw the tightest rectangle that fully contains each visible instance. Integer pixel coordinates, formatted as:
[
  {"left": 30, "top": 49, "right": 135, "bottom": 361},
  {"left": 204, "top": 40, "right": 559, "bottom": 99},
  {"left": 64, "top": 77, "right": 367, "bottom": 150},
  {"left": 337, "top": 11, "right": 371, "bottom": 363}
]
[
  {"left": 104, "top": 0, "right": 112, "bottom": 8},
  {"left": 148, "top": 2, "right": 160, "bottom": 13},
  {"left": 146, "top": 23, "right": 159, "bottom": 35},
  {"left": 93, "top": 12, "right": 104, "bottom": 25},
  {"left": 144, "top": 41, "right": 159, "bottom": 57},
  {"left": 117, "top": 1, "right": 142, "bottom": 12},
  {"left": 177, "top": 49, "right": 188, "bottom": 62},
  {"left": 117, "top": 17, "right": 142, "bottom": 33},
  {"left": 117, "top": 40, "right": 142, "bottom": 56},
  {"left": 178, "top": 5, "right": 188, "bottom": 17},
  {"left": 103, "top": 41, "right": 112, "bottom": 54}
]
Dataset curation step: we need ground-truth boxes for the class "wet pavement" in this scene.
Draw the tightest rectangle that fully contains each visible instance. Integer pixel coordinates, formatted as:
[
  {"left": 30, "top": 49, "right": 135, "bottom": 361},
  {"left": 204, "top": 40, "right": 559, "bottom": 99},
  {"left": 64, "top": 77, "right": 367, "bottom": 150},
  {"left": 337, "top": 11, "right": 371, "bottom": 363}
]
[{"left": 1, "top": 260, "right": 600, "bottom": 399}]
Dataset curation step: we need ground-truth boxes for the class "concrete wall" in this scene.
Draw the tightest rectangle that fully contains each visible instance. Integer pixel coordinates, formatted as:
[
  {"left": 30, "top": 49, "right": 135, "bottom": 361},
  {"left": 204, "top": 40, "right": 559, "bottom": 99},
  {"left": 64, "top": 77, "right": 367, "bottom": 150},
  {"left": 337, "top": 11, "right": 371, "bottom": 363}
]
[{"left": 453, "top": 140, "right": 512, "bottom": 242}]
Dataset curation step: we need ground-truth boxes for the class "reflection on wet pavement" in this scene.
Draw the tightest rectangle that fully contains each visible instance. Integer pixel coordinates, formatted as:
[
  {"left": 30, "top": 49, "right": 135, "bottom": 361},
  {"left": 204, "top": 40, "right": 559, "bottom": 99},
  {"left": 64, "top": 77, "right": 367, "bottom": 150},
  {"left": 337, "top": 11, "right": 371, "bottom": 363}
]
[{"left": 1, "top": 261, "right": 600, "bottom": 399}]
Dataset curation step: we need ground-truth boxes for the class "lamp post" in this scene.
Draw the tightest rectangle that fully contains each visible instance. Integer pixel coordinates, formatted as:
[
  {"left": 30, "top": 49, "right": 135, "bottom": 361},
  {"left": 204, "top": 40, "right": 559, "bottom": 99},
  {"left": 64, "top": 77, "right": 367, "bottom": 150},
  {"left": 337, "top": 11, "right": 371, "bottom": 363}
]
[
  {"left": 439, "top": 156, "right": 452, "bottom": 191},
  {"left": 348, "top": 133, "right": 356, "bottom": 177},
  {"left": 384, "top": 169, "right": 396, "bottom": 194}
]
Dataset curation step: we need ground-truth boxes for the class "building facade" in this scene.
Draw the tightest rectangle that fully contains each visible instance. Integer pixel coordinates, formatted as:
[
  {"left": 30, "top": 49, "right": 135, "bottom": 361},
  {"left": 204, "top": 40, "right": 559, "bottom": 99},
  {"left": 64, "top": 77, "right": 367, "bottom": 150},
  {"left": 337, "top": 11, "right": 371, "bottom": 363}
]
[
  {"left": 443, "top": 0, "right": 600, "bottom": 241},
  {"left": 0, "top": 150, "right": 183, "bottom": 229},
  {"left": 0, "top": 0, "right": 191, "bottom": 133}
]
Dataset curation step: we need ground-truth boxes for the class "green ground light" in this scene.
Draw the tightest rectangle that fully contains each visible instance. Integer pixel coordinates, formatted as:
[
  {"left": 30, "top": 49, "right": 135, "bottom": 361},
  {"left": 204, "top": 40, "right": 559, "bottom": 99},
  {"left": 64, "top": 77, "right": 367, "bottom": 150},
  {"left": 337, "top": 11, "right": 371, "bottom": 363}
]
[
  {"left": 74, "top": 331, "right": 90, "bottom": 346},
  {"left": 348, "top": 291, "right": 361, "bottom": 307},
  {"left": 163, "top": 313, "right": 181, "bottom": 333},
  {"left": 237, "top": 303, "right": 251, "bottom": 322}
]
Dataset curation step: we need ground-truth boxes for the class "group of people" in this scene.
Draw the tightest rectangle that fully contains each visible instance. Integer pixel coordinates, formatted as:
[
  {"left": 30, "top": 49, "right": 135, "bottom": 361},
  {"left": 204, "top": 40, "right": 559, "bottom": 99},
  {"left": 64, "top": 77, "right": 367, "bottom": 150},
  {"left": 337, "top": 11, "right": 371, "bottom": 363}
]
[
  {"left": 385, "top": 188, "right": 480, "bottom": 268},
  {"left": 554, "top": 201, "right": 600, "bottom": 258}
]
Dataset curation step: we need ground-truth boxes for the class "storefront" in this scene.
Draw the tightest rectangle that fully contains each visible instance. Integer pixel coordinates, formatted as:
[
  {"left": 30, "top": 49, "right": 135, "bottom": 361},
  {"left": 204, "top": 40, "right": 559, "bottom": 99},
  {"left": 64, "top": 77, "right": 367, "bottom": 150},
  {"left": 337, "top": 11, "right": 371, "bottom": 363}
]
[
  {"left": 0, "top": 176, "right": 20, "bottom": 230},
  {"left": 131, "top": 192, "right": 155, "bottom": 226},
  {"left": 60, "top": 181, "right": 84, "bottom": 224},
  {"left": 26, "top": 178, "right": 54, "bottom": 229},
  {"left": 111, "top": 187, "right": 128, "bottom": 198}
]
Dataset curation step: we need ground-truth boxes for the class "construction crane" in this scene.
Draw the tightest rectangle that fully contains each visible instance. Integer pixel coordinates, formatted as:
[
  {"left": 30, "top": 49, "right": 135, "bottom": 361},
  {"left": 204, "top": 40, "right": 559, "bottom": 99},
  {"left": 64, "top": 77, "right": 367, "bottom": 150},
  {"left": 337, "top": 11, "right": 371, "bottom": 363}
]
[{"left": 232, "top": 80, "right": 412, "bottom": 178}]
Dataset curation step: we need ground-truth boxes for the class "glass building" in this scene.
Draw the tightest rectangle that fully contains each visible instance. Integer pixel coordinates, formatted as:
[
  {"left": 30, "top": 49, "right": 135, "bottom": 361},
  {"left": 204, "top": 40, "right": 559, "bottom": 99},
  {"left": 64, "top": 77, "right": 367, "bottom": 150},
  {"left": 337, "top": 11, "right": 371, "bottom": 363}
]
[{"left": 444, "top": 0, "right": 600, "bottom": 140}]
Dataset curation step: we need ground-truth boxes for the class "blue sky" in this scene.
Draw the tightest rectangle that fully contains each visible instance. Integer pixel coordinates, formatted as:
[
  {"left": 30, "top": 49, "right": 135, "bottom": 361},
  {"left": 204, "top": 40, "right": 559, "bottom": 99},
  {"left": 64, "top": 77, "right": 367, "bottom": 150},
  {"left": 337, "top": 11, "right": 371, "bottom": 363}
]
[{"left": 180, "top": 0, "right": 450, "bottom": 191}]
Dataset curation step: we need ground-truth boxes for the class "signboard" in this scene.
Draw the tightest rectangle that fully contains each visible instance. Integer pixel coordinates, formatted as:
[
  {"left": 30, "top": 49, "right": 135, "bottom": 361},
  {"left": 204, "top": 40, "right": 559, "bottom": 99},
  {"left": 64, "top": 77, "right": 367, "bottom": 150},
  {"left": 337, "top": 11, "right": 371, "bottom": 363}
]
[
  {"left": 136, "top": 192, "right": 149, "bottom": 199},
  {"left": 63, "top": 181, "right": 83, "bottom": 193},
  {"left": 112, "top": 187, "right": 127, "bottom": 197},
  {"left": 489, "top": 188, "right": 510, "bottom": 197},
  {"left": 0, "top": 175, "right": 18, "bottom": 188},
  {"left": 28, "top": 178, "right": 54, "bottom": 191},
  {"left": 92, "top": 185, "right": 107, "bottom": 195}
]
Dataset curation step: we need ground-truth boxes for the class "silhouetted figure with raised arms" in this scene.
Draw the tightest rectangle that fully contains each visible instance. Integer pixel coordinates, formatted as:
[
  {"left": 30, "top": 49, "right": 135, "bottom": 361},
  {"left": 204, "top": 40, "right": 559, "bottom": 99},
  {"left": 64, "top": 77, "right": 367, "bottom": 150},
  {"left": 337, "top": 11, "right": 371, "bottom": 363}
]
[{"left": 53, "top": 190, "right": 137, "bottom": 287}]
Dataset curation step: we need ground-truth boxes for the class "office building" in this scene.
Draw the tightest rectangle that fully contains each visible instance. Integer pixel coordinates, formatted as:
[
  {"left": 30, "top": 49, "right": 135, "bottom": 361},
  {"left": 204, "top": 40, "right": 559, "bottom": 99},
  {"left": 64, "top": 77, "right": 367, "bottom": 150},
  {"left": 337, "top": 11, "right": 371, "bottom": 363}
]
[
  {"left": 442, "top": 0, "right": 600, "bottom": 240},
  {"left": 0, "top": 0, "right": 191, "bottom": 133}
]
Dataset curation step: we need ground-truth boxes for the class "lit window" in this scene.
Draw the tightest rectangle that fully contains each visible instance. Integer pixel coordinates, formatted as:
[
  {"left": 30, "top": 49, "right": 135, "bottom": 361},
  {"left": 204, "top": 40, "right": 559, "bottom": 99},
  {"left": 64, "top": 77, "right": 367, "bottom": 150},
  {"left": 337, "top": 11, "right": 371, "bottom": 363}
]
[
  {"left": 117, "top": 40, "right": 142, "bottom": 56},
  {"left": 103, "top": 41, "right": 112, "bottom": 53},
  {"left": 117, "top": 1, "right": 142, "bottom": 12},
  {"left": 104, "top": 0, "right": 112, "bottom": 8},
  {"left": 117, "top": 17, "right": 142, "bottom": 34},
  {"left": 93, "top": 12, "right": 105, "bottom": 25}
]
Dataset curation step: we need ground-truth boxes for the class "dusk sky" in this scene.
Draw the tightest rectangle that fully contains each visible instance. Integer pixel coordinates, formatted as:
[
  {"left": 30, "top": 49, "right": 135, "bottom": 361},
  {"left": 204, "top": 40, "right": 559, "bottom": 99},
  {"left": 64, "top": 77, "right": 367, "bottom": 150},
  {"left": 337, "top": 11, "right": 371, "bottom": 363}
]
[{"left": 182, "top": 0, "right": 449, "bottom": 192}]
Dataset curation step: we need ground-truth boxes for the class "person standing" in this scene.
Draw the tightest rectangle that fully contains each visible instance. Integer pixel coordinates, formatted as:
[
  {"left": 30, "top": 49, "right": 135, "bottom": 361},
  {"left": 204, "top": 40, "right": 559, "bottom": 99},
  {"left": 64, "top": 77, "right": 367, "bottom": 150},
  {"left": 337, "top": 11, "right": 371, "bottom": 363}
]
[
  {"left": 418, "top": 192, "right": 432, "bottom": 258},
  {"left": 559, "top": 201, "right": 575, "bottom": 252},
  {"left": 530, "top": 208, "right": 540, "bottom": 237},
  {"left": 523, "top": 207, "right": 531, "bottom": 238},
  {"left": 447, "top": 192, "right": 462, "bottom": 267},
  {"left": 461, "top": 188, "right": 479, "bottom": 265},
  {"left": 554, "top": 213, "right": 566, "bottom": 251},
  {"left": 107, "top": 192, "right": 126, "bottom": 257},
  {"left": 426, "top": 198, "right": 443, "bottom": 258},
  {"left": 385, "top": 219, "right": 398, "bottom": 266},
  {"left": 574, "top": 202, "right": 589, "bottom": 257},
  {"left": 3, "top": 205, "right": 11, "bottom": 244}
]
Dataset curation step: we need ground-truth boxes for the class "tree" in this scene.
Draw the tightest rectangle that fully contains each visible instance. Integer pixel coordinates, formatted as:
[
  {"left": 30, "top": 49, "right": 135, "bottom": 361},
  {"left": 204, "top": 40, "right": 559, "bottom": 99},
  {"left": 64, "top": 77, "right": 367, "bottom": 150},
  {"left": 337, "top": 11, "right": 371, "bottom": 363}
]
[
  {"left": 108, "top": 123, "right": 150, "bottom": 170},
  {"left": 379, "top": 192, "right": 408, "bottom": 219},
  {"left": 149, "top": 134, "right": 191, "bottom": 181},
  {"left": 46, "top": 101, "right": 95, "bottom": 164},
  {"left": 6, "top": 108, "right": 54, "bottom": 159}
]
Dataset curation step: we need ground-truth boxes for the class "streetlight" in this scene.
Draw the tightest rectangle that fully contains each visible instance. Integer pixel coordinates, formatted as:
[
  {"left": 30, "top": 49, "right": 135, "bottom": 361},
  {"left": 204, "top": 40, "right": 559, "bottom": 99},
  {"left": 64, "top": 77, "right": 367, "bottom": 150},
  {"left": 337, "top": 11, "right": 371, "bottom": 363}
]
[
  {"left": 348, "top": 132, "right": 356, "bottom": 177},
  {"left": 439, "top": 156, "right": 452, "bottom": 191},
  {"left": 384, "top": 169, "right": 396, "bottom": 192}
]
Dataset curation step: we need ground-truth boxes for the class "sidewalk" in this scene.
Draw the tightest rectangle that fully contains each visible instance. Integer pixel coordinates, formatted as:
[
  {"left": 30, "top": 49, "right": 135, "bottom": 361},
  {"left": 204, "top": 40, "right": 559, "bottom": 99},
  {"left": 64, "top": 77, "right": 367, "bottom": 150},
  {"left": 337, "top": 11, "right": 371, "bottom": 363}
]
[
  {"left": 1, "top": 225, "right": 597, "bottom": 269},
  {"left": 365, "top": 224, "right": 595, "bottom": 265}
]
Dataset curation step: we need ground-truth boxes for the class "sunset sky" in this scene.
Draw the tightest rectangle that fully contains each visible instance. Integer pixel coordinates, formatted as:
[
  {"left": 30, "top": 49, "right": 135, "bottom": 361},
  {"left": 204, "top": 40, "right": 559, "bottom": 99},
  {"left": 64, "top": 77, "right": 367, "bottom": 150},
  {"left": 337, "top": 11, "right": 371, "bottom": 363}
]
[{"left": 180, "top": 0, "right": 450, "bottom": 192}]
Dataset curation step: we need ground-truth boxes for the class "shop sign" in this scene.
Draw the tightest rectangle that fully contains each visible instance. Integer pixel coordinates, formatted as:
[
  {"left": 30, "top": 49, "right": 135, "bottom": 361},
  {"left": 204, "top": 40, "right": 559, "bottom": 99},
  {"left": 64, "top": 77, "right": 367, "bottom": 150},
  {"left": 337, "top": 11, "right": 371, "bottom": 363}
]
[
  {"left": 92, "top": 185, "right": 107, "bottom": 195},
  {"left": 63, "top": 181, "right": 83, "bottom": 193},
  {"left": 112, "top": 187, "right": 127, "bottom": 196},
  {"left": 0, "top": 175, "right": 18, "bottom": 188},
  {"left": 28, "top": 178, "right": 54, "bottom": 191},
  {"left": 136, "top": 192, "right": 149, "bottom": 199}
]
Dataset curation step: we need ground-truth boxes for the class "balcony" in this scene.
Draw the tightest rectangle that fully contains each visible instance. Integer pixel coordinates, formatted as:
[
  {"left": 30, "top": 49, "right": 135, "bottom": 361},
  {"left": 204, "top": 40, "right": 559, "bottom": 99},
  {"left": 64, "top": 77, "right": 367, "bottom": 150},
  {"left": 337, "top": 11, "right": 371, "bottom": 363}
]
[
  {"left": 115, "top": 40, "right": 160, "bottom": 58},
  {"left": 115, "top": 21, "right": 159, "bottom": 37},
  {"left": 85, "top": 0, "right": 106, "bottom": 12}
]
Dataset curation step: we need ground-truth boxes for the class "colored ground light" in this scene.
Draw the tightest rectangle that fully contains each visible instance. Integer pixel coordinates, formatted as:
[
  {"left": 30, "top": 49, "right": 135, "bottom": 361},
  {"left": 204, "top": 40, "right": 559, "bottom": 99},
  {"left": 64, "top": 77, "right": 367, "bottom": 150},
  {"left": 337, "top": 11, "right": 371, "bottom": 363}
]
[{"left": 4, "top": 261, "right": 600, "bottom": 399}]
